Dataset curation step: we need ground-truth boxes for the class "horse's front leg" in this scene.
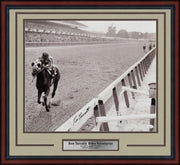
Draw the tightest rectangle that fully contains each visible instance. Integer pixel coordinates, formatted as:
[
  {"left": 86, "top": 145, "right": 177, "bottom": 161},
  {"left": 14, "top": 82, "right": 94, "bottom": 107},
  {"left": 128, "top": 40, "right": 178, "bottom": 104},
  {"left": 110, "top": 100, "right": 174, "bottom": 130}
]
[
  {"left": 44, "top": 88, "right": 50, "bottom": 112},
  {"left": 37, "top": 90, "right": 42, "bottom": 104}
]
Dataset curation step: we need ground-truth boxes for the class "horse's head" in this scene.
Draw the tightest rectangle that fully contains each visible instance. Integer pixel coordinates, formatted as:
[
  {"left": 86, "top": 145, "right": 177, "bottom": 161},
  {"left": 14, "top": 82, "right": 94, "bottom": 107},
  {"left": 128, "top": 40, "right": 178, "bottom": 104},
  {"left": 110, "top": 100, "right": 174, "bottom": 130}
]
[{"left": 31, "top": 59, "right": 43, "bottom": 76}]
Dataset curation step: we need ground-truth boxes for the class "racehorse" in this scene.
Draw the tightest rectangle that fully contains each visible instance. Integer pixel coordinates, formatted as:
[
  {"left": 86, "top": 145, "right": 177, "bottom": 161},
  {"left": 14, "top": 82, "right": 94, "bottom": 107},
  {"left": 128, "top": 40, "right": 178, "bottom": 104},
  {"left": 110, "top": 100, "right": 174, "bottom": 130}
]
[{"left": 31, "top": 59, "right": 60, "bottom": 112}]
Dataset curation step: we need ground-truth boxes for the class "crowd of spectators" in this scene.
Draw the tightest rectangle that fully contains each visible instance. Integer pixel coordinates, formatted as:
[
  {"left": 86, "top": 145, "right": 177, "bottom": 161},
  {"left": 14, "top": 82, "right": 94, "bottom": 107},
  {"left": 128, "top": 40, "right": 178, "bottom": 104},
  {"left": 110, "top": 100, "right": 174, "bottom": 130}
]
[
  {"left": 25, "top": 21, "right": 120, "bottom": 44},
  {"left": 26, "top": 21, "right": 89, "bottom": 35}
]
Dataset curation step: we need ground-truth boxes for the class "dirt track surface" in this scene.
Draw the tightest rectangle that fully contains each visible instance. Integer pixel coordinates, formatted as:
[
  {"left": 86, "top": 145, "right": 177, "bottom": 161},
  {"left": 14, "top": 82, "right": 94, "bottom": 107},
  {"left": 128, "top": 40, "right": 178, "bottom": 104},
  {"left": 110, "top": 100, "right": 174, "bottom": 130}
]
[{"left": 25, "top": 41, "right": 146, "bottom": 132}]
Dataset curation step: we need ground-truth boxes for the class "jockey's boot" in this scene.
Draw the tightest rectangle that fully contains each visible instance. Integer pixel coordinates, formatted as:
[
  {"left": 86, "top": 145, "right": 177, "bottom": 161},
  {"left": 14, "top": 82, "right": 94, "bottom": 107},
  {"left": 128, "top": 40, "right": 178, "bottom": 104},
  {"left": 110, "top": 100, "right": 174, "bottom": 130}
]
[
  {"left": 51, "top": 69, "right": 55, "bottom": 78},
  {"left": 54, "top": 69, "right": 57, "bottom": 76},
  {"left": 52, "top": 68, "right": 57, "bottom": 77}
]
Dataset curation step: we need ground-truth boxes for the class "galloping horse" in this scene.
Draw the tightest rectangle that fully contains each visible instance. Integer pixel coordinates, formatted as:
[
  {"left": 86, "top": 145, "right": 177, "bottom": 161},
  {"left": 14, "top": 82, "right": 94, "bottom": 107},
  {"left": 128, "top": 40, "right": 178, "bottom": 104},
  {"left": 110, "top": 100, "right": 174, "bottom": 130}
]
[{"left": 31, "top": 59, "right": 60, "bottom": 112}]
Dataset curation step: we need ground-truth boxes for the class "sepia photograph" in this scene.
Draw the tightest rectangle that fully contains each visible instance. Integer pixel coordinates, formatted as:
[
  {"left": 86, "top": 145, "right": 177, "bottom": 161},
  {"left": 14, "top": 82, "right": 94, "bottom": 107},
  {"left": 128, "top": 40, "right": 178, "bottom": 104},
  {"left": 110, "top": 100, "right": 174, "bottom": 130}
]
[
  {"left": 1, "top": 0, "right": 179, "bottom": 164},
  {"left": 25, "top": 20, "right": 157, "bottom": 132}
]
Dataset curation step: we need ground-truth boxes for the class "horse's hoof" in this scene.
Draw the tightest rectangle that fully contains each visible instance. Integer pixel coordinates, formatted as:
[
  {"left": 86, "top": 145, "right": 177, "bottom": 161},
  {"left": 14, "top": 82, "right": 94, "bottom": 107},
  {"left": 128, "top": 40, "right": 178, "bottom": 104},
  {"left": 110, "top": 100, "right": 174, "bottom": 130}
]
[
  {"left": 37, "top": 101, "right": 41, "bottom": 104},
  {"left": 46, "top": 109, "right": 49, "bottom": 112}
]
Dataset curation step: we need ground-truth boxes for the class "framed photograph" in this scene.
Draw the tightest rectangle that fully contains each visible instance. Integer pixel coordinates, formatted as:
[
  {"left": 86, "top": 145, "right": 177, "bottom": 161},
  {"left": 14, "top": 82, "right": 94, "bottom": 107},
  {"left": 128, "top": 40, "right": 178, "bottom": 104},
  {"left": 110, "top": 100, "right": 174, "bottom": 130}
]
[{"left": 1, "top": 0, "right": 179, "bottom": 164}]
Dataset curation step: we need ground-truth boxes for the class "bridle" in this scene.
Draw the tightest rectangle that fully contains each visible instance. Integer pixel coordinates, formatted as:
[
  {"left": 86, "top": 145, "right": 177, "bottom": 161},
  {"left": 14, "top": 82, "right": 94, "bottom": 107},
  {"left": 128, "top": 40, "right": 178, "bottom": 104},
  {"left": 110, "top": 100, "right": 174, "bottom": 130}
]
[{"left": 31, "top": 59, "right": 45, "bottom": 76}]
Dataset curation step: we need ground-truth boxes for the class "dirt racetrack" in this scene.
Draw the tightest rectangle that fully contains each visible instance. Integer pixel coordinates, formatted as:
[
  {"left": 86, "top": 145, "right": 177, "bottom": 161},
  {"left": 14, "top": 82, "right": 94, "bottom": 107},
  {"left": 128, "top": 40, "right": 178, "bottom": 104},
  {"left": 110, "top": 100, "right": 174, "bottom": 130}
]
[{"left": 25, "top": 41, "right": 146, "bottom": 132}]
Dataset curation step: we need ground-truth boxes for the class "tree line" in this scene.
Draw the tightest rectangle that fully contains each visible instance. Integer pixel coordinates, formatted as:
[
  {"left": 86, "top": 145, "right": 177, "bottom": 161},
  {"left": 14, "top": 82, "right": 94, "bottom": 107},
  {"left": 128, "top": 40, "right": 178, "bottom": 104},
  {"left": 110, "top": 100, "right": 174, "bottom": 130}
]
[{"left": 106, "top": 25, "right": 156, "bottom": 39}]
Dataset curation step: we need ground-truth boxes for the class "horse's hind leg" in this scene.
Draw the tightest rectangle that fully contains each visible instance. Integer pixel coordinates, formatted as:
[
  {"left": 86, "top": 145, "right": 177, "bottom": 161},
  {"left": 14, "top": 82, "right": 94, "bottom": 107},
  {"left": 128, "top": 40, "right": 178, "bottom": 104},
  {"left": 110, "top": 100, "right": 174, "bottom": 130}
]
[{"left": 52, "top": 80, "right": 59, "bottom": 98}]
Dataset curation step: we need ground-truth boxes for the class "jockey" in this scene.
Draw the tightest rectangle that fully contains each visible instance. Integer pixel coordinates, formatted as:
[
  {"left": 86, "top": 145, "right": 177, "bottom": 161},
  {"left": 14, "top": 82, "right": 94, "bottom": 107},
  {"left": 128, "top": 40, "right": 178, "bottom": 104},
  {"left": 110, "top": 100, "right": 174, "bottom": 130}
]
[{"left": 39, "top": 52, "right": 56, "bottom": 77}]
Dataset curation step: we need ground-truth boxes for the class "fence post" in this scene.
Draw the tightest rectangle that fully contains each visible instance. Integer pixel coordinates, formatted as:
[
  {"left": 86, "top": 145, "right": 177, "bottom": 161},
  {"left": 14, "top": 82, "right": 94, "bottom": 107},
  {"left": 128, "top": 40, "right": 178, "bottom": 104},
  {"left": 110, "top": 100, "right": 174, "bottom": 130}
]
[
  {"left": 131, "top": 70, "right": 137, "bottom": 89},
  {"left": 143, "top": 59, "right": 147, "bottom": 74},
  {"left": 146, "top": 55, "right": 151, "bottom": 69},
  {"left": 128, "top": 73, "right": 135, "bottom": 99},
  {"left": 145, "top": 56, "right": 149, "bottom": 69},
  {"left": 144, "top": 56, "right": 148, "bottom": 73},
  {"left": 149, "top": 98, "right": 156, "bottom": 132},
  {"left": 148, "top": 83, "right": 156, "bottom": 132},
  {"left": 121, "top": 79, "right": 130, "bottom": 108},
  {"left": 135, "top": 66, "right": 141, "bottom": 86},
  {"left": 98, "top": 100, "right": 109, "bottom": 131},
  {"left": 113, "top": 87, "right": 119, "bottom": 115},
  {"left": 94, "top": 105, "right": 100, "bottom": 120},
  {"left": 138, "top": 64, "right": 143, "bottom": 81},
  {"left": 140, "top": 62, "right": 145, "bottom": 77},
  {"left": 94, "top": 105, "right": 101, "bottom": 131},
  {"left": 145, "top": 57, "right": 149, "bottom": 71}
]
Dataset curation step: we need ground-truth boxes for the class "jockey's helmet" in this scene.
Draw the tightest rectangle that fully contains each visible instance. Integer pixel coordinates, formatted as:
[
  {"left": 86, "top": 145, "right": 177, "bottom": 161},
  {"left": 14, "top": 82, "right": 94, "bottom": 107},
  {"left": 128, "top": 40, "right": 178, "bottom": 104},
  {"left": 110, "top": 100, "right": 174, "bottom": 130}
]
[{"left": 42, "top": 52, "right": 49, "bottom": 59}]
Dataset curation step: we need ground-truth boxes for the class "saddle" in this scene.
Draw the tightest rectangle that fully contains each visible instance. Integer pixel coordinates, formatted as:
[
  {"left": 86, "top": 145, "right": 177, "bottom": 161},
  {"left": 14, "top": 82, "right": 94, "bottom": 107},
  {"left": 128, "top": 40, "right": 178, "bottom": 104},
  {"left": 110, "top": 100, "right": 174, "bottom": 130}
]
[{"left": 45, "top": 67, "right": 56, "bottom": 77}]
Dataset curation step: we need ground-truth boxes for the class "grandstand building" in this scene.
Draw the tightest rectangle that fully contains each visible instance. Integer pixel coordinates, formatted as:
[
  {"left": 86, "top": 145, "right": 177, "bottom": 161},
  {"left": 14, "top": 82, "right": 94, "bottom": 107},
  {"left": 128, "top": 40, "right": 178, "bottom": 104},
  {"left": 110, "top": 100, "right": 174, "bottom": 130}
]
[{"left": 25, "top": 20, "right": 121, "bottom": 47}]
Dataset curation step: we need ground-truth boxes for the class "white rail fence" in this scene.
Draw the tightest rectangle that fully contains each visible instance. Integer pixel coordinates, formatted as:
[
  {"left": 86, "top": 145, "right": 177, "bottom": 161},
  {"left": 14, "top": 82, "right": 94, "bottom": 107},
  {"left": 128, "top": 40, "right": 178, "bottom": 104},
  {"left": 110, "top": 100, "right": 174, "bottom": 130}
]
[
  {"left": 25, "top": 40, "right": 132, "bottom": 47},
  {"left": 55, "top": 47, "right": 156, "bottom": 132}
]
